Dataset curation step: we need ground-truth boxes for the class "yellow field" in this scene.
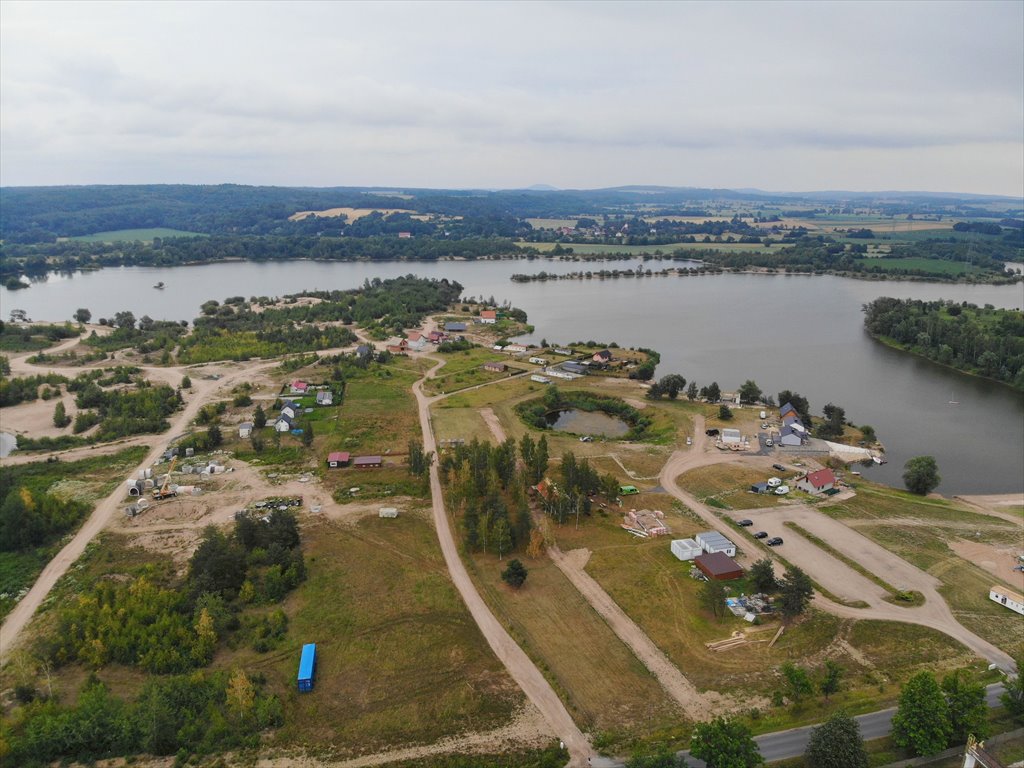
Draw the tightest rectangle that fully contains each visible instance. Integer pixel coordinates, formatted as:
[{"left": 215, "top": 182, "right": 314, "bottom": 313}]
[{"left": 289, "top": 206, "right": 429, "bottom": 221}]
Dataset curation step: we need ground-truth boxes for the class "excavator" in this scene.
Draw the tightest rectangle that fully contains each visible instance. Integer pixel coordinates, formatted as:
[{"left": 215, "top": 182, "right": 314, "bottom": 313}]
[{"left": 152, "top": 456, "right": 178, "bottom": 500}]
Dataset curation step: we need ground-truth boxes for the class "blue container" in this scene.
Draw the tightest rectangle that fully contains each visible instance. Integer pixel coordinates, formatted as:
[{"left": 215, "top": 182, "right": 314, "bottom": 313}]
[{"left": 297, "top": 643, "right": 316, "bottom": 692}]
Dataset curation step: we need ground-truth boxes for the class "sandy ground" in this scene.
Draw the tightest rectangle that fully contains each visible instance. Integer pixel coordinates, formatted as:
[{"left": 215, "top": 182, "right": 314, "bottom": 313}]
[
  {"left": 949, "top": 539, "right": 1024, "bottom": 590},
  {"left": 415, "top": 357, "right": 593, "bottom": 766},
  {"left": 479, "top": 407, "right": 506, "bottom": 443},
  {"left": 956, "top": 494, "right": 1024, "bottom": 525},
  {"left": 256, "top": 705, "right": 552, "bottom": 768},
  {"left": 1, "top": 393, "right": 79, "bottom": 439}
]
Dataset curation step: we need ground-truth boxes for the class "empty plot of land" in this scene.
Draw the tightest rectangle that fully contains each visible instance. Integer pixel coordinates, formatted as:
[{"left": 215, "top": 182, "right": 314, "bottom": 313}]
[{"left": 289, "top": 206, "right": 425, "bottom": 221}]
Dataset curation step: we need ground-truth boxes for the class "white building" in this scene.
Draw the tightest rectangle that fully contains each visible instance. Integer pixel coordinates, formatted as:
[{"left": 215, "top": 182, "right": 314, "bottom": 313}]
[
  {"left": 379, "top": 507, "right": 399, "bottom": 519},
  {"left": 989, "top": 585, "right": 1024, "bottom": 615},
  {"left": 721, "top": 428, "right": 742, "bottom": 445},
  {"left": 670, "top": 538, "right": 703, "bottom": 561},
  {"left": 696, "top": 531, "right": 737, "bottom": 557},
  {"left": 238, "top": 422, "right": 253, "bottom": 438},
  {"left": 530, "top": 374, "right": 551, "bottom": 384}
]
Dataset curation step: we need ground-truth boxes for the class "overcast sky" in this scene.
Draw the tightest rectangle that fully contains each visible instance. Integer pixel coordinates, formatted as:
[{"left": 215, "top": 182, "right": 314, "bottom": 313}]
[{"left": 2, "top": 1, "right": 1022, "bottom": 195}]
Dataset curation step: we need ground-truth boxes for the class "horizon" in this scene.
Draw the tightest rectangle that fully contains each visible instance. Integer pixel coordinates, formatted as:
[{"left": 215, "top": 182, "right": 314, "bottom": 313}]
[{"left": 2, "top": 1, "right": 1022, "bottom": 196}]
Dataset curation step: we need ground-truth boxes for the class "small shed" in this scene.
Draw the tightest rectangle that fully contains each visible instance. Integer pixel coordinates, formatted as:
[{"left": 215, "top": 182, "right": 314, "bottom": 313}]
[
  {"left": 327, "top": 451, "right": 351, "bottom": 468},
  {"left": 353, "top": 455, "right": 383, "bottom": 468},
  {"left": 671, "top": 538, "right": 703, "bottom": 561},
  {"left": 483, "top": 362, "right": 507, "bottom": 373},
  {"left": 696, "top": 531, "right": 737, "bottom": 557},
  {"left": 694, "top": 552, "right": 744, "bottom": 581},
  {"left": 750, "top": 482, "right": 769, "bottom": 494},
  {"left": 238, "top": 422, "right": 253, "bottom": 439},
  {"left": 297, "top": 643, "right": 317, "bottom": 692},
  {"left": 379, "top": 507, "right": 398, "bottom": 518}
]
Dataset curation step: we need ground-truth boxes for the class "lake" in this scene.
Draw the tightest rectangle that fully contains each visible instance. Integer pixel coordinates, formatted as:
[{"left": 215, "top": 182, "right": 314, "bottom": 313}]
[{"left": 3, "top": 260, "right": 1023, "bottom": 494}]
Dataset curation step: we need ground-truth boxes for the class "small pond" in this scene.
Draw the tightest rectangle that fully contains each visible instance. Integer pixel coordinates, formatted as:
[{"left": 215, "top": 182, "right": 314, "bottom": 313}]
[
  {"left": 0, "top": 432, "right": 17, "bottom": 458},
  {"left": 546, "top": 409, "right": 629, "bottom": 438}
]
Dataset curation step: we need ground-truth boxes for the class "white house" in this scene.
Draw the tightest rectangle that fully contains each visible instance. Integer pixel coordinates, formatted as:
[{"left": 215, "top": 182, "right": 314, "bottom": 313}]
[
  {"left": 238, "top": 422, "right": 253, "bottom": 439},
  {"left": 275, "top": 414, "right": 295, "bottom": 432},
  {"left": 405, "top": 332, "right": 427, "bottom": 351},
  {"left": 530, "top": 374, "right": 551, "bottom": 384},
  {"left": 778, "top": 425, "right": 804, "bottom": 446},
  {"left": 290, "top": 379, "right": 309, "bottom": 395},
  {"left": 281, "top": 403, "right": 301, "bottom": 420},
  {"left": 316, "top": 390, "right": 334, "bottom": 406},
  {"left": 989, "top": 585, "right": 1024, "bottom": 615},
  {"left": 671, "top": 538, "right": 703, "bottom": 561},
  {"left": 721, "top": 428, "right": 742, "bottom": 444},
  {"left": 795, "top": 468, "right": 836, "bottom": 495},
  {"left": 696, "top": 531, "right": 737, "bottom": 557}
]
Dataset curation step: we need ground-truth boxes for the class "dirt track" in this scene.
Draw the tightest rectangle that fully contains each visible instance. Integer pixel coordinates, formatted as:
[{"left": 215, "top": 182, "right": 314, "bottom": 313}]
[{"left": 414, "top": 359, "right": 595, "bottom": 766}]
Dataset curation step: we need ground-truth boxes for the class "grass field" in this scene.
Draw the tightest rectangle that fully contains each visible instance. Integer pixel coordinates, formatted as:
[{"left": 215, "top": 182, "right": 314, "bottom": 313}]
[
  {"left": 678, "top": 464, "right": 791, "bottom": 510},
  {"left": 465, "top": 544, "right": 686, "bottom": 751},
  {"left": 523, "top": 241, "right": 768, "bottom": 255},
  {"left": 854, "top": 257, "right": 985, "bottom": 275},
  {"left": 423, "top": 348, "right": 529, "bottom": 396},
  {"left": 68, "top": 227, "right": 205, "bottom": 242},
  {"left": 251, "top": 512, "right": 524, "bottom": 756}
]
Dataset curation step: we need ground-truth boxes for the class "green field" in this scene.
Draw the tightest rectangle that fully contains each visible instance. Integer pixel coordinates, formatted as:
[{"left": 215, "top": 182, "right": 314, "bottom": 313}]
[
  {"left": 69, "top": 227, "right": 205, "bottom": 243},
  {"left": 855, "top": 256, "right": 985, "bottom": 275},
  {"left": 523, "top": 241, "right": 769, "bottom": 255}
]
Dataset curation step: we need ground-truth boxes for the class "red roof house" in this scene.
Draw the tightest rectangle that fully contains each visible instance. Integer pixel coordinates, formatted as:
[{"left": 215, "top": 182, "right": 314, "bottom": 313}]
[
  {"left": 795, "top": 468, "right": 837, "bottom": 495},
  {"left": 327, "top": 451, "right": 351, "bottom": 468},
  {"left": 290, "top": 380, "right": 309, "bottom": 394}
]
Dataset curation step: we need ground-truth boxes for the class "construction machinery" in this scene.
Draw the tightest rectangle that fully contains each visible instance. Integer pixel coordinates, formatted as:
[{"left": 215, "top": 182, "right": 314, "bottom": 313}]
[{"left": 152, "top": 457, "right": 178, "bottom": 500}]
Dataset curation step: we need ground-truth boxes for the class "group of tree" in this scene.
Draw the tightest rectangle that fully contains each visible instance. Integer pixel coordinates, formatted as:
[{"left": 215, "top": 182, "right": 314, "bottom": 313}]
[
  {"left": 1, "top": 670, "right": 281, "bottom": 766},
  {"left": 516, "top": 386, "right": 654, "bottom": 441},
  {"left": 0, "top": 371, "right": 68, "bottom": 407},
  {"left": 702, "top": 559, "right": 813, "bottom": 623},
  {"left": 892, "top": 669, "right": 990, "bottom": 756},
  {"left": 863, "top": 298, "right": 1024, "bottom": 389},
  {"left": 72, "top": 380, "right": 181, "bottom": 441},
  {"left": 647, "top": 373, "right": 687, "bottom": 400}
]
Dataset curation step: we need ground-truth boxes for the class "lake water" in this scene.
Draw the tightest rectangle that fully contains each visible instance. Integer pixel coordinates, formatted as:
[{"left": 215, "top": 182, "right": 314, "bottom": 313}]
[
  {"left": 547, "top": 409, "right": 630, "bottom": 438},
  {"left": 3, "top": 260, "right": 1023, "bottom": 494}
]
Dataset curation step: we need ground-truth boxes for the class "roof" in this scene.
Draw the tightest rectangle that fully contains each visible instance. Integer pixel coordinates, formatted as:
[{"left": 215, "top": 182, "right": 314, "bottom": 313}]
[
  {"left": 563, "top": 362, "right": 588, "bottom": 373},
  {"left": 780, "top": 402, "right": 796, "bottom": 416},
  {"left": 444, "top": 322, "right": 467, "bottom": 331},
  {"left": 407, "top": 331, "right": 422, "bottom": 341},
  {"left": 694, "top": 552, "right": 744, "bottom": 578},
  {"left": 480, "top": 310, "right": 497, "bottom": 319},
  {"left": 239, "top": 422, "right": 253, "bottom": 429},
  {"left": 991, "top": 585, "right": 1024, "bottom": 602},
  {"left": 298, "top": 643, "right": 316, "bottom": 681},
  {"left": 291, "top": 380, "right": 308, "bottom": 390},
  {"left": 779, "top": 425, "right": 803, "bottom": 438},
  {"left": 356, "top": 344, "right": 371, "bottom": 355},
  {"left": 328, "top": 451, "right": 350, "bottom": 463},
  {"left": 697, "top": 531, "right": 735, "bottom": 549},
  {"left": 277, "top": 413, "right": 295, "bottom": 425},
  {"left": 594, "top": 349, "right": 611, "bottom": 358},
  {"left": 721, "top": 428, "right": 741, "bottom": 438},
  {"left": 803, "top": 468, "right": 836, "bottom": 488},
  {"left": 354, "top": 455, "right": 383, "bottom": 465}
]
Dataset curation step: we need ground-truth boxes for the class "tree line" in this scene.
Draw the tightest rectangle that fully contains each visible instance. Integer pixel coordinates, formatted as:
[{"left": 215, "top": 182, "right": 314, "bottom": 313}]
[{"left": 864, "top": 298, "right": 1024, "bottom": 389}]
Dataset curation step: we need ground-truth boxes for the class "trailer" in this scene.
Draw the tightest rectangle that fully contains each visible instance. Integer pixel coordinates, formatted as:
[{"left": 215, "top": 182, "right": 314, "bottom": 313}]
[{"left": 297, "top": 643, "right": 317, "bottom": 692}]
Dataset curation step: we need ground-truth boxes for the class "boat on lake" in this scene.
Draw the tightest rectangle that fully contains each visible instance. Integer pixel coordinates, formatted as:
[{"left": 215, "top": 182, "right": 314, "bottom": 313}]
[{"left": 153, "top": 281, "right": 165, "bottom": 289}]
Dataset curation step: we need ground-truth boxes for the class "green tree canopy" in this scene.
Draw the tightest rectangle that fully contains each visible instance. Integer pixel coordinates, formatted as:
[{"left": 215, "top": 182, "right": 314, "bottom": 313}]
[
  {"left": 891, "top": 671, "right": 952, "bottom": 756},
  {"left": 690, "top": 717, "right": 763, "bottom": 768},
  {"left": 903, "top": 456, "right": 940, "bottom": 495},
  {"left": 942, "top": 670, "right": 989, "bottom": 743},
  {"left": 805, "top": 710, "right": 868, "bottom": 768}
]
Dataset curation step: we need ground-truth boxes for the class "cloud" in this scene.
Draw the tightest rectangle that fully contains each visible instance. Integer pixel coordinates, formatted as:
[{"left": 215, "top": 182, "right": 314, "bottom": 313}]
[{"left": 1, "top": 0, "right": 1021, "bottom": 193}]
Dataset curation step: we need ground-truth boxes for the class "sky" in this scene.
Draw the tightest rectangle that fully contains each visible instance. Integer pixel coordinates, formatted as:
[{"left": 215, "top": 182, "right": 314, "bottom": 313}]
[{"left": 2, "top": 1, "right": 1022, "bottom": 195}]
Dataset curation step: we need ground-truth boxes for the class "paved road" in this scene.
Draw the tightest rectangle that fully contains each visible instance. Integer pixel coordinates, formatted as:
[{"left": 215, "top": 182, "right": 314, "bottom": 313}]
[{"left": 668, "top": 683, "right": 1007, "bottom": 768}]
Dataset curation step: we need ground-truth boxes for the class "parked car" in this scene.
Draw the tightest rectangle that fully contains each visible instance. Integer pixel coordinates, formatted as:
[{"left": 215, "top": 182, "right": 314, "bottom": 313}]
[
  {"left": 705, "top": 428, "right": 720, "bottom": 436},
  {"left": 754, "top": 531, "right": 769, "bottom": 539},
  {"left": 736, "top": 519, "right": 754, "bottom": 527},
  {"left": 774, "top": 485, "right": 790, "bottom": 495},
  {"left": 772, "top": 464, "right": 787, "bottom": 472},
  {"left": 761, "top": 423, "right": 769, "bottom": 429},
  {"left": 767, "top": 537, "right": 784, "bottom": 546}
]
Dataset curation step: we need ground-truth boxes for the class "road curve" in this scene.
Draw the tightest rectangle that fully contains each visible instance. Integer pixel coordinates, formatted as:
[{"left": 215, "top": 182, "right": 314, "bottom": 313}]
[{"left": 412, "top": 359, "right": 595, "bottom": 766}]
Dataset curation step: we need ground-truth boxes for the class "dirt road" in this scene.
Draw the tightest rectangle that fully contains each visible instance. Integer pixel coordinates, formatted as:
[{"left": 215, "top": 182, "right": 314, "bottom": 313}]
[
  {"left": 479, "top": 407, "right": 507, "bottom": 443},
  {"left": 547, "top": 546, "right": 731, "bottom": 720},
  {"left": 413, "top": 359, "right": 595, "bottom": 766},
  {"left": 0, "top": 357, "right": 282, "bottom": 661}
]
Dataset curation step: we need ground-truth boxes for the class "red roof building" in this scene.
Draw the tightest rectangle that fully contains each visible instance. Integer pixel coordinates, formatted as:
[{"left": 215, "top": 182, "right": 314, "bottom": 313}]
[
  {"left": 290, "top": 380, "right": 309, "bottom": 394},
  {"left": 353, "top": 455, "right": 383, "bottom": 468},
  {"left": 795, "top": 468, "right": 837, "bottom": 494},
  {"left": 694, "top": 552, "right": 744, "bottom": 580},
  {"left": 327, "top": 451, "right": 351, "bottom": 468}
]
